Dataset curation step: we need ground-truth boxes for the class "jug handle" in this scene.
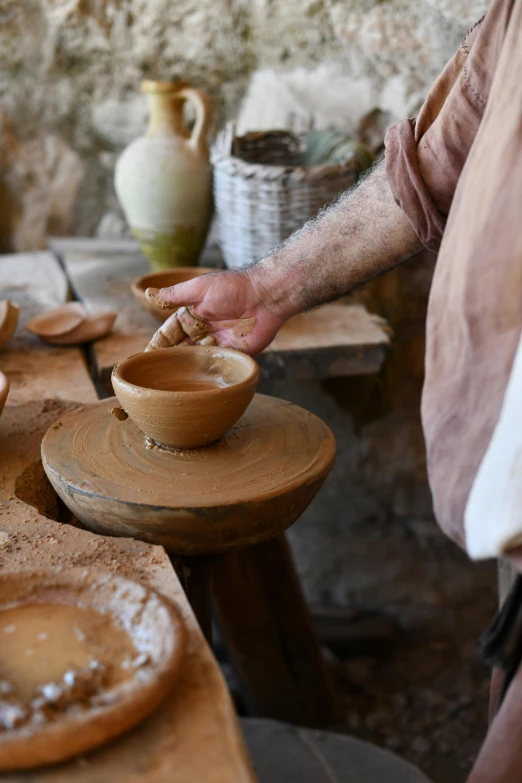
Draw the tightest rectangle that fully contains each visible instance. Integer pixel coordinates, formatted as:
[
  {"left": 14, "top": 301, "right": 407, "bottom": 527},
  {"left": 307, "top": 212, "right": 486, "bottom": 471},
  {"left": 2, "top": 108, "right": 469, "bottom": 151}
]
[{"left": 180, "top": 88, "right": 213, "bottom": 156}]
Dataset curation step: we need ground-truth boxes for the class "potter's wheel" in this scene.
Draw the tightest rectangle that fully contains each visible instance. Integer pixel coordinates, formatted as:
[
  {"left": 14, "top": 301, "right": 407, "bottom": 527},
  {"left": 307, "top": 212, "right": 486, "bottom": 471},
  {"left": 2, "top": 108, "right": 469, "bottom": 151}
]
[{"left": 42, "top": 394, "right": 336, "bottom": 555}]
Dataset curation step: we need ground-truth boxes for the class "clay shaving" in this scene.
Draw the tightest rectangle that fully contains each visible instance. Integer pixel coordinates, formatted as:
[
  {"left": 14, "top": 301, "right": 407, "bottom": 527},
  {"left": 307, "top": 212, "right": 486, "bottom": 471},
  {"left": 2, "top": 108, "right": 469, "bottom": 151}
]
[
  {"left": 110, "top": 406, "right": 128, "bottom": 422},
  {"left": 0, "top": 661, "right": 108, "bottom": 731},
  {"left": 144, "top": 288, "right": 176, "bottom": 310}
]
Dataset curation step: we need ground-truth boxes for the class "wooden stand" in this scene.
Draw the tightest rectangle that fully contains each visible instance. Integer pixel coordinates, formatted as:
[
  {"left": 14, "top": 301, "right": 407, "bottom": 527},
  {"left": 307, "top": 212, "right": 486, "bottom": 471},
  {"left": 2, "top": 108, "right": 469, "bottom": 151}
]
[
  {"left": 42, "top": 393, "right": 343, "bottom": 727},
  {"left": 213, "top": 535, "right": 342, "bottom": 727}
]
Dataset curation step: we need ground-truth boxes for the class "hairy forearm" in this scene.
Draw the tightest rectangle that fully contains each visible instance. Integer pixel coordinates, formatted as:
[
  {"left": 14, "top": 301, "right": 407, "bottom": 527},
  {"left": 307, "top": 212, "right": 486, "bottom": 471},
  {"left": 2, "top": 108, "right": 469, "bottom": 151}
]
[{"left": 247, "top": 157, "right": 422, "bottom": 319}]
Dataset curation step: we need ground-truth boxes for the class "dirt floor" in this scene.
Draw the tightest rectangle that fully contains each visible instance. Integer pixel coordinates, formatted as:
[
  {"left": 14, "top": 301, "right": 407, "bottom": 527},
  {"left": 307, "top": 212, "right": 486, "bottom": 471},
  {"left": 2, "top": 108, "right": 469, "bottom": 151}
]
[
  {"left": 331, "top": 590, "right": 496, "bottom": 783},
  {"left": 219, "top": 545, "right": 498, "bottom": 783}
]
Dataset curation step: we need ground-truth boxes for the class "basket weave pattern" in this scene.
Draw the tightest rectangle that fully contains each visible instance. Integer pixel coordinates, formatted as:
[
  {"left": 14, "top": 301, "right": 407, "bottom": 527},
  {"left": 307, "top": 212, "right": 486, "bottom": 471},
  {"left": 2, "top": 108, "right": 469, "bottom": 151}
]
[{"left": 212, "top": 130, "right": 363, "bottom": 269}]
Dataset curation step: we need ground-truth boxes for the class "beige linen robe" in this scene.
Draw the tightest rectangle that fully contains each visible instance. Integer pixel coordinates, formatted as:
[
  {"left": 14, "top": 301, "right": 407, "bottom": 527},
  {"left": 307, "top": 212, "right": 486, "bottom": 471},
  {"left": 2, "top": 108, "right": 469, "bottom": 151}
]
[{"left": 385, "top": 1, "right": 522, "bottom": 778}]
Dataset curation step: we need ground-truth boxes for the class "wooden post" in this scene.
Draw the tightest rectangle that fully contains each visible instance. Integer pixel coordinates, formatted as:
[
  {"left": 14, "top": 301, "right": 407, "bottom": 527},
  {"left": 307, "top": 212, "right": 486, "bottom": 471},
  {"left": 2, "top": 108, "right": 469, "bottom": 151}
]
[
  {"left": 184, "top": 556, "right": 214, "bottom": 645},
  {"left": 211, "top": 533, "right": 345, "bottom": 729}
]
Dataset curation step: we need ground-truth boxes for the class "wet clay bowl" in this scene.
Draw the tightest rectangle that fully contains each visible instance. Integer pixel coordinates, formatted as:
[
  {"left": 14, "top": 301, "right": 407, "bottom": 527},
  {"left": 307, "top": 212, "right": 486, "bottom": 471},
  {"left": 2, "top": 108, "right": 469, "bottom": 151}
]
[
  {"left": 0, "top": 567, "right": 186, "bottom": 771},
  {"left": 131, "top": 267, "right": 213, "bottom": 322},
  {"left": 112, "top": 346, "right": 259, "bottom": 449}
]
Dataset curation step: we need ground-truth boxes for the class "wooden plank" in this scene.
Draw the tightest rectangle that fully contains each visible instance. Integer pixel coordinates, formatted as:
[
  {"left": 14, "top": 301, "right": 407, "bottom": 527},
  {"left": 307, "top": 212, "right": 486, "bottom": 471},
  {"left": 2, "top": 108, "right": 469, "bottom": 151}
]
[
  {"left": 54, "top": 244, "right": 156, "bottom": 381},
  {"left": 0, "top": 252, "right": 96, "bottom": 405},
  {"left": 55, "top": 239, "right": 388, "bottom": 391},
  {"left": 0, "top": 383, "right": 256, "bottom": 782},
  {"left": 261, "top": 305, "right": 388, "bottom": 380}
]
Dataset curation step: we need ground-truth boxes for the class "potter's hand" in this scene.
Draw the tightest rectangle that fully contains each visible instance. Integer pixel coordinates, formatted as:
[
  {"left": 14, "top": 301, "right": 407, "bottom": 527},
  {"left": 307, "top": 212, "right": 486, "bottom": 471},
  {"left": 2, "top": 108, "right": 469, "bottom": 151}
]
[
  {"left": 155, "top": 269, "right": 290, "bottom": 355},
  {"left": 156, "top": 160, "right": 422, "bottom": 354}
]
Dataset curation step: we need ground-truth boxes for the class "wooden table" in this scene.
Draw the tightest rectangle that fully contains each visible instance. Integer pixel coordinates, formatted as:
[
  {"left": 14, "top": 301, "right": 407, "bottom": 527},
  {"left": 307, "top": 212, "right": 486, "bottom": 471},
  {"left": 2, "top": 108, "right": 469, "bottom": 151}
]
[
  {"left": 0, "top": 251, "right": 256, "bottom": 782},
  {"left": 48, "top": 238, "right": 389, "bottom": 729},
  {"left": 1, "top": 241, "right": 389, "bottom": 746}
]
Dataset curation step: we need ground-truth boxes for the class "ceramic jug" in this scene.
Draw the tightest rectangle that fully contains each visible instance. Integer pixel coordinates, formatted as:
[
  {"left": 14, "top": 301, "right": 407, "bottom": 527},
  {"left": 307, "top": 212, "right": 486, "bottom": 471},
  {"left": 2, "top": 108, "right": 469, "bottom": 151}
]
[{"left": 115, "top": 81, "right": 213, "bottom": 270}]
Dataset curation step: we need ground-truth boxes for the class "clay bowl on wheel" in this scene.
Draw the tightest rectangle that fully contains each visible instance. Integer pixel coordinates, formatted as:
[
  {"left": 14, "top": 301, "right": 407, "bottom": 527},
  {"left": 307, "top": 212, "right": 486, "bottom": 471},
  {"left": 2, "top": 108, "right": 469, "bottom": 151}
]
[
  {"left": 112, "top": 345, "right": 259, "bottom": 449},
  {"left": 131, "top": 268, "right": 214, "bottom": 322}
]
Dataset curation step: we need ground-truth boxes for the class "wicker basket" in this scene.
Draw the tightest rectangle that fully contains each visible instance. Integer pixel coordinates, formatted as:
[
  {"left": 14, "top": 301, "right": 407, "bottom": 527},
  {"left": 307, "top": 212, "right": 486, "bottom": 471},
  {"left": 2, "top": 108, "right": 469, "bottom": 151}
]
[{"left": 211, "top": 125, "right": 374, "bottom": 269}]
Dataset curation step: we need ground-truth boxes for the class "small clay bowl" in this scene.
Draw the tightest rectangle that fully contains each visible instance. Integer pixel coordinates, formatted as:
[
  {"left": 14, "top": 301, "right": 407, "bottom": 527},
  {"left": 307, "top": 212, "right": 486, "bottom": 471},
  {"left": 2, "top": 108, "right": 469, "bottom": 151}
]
[
  {"left": 112, "top": 346, "right": 259, "bottom": 448},
  {"left": 131, "top": 268, "right": 214, "bottom": 322}
]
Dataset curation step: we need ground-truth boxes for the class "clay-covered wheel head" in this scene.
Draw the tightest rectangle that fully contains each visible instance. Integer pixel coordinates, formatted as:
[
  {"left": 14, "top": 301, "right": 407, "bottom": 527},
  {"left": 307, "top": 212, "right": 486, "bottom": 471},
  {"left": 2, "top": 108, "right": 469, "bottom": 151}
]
[
  {"left": 131, "top": 268, "right": 214, "bottom": 322},
  {"left": 112, "top": 346, "right": 260, "bottom": 449}
]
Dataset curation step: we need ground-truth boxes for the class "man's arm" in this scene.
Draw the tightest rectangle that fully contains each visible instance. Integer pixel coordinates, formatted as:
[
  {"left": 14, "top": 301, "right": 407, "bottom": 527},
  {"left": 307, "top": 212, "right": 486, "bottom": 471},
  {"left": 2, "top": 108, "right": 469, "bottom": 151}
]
[{"left": 159, "top": 158, "right": 422, "bottom": 354}]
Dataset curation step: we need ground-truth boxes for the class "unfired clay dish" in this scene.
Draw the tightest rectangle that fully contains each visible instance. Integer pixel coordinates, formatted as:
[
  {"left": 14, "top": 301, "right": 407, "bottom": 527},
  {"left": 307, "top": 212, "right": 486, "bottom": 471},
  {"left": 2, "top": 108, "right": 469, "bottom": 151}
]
[
  {"left": 26, "top": 303, "right": 117, "bottom": 346},
  {"left": 0, "top": 300, "right": 20, "bottom": 349},
  {"left": 131, "top": 268, "right": 213, "bottom": 322},
  {"left": 111, "top": 345, "right": 259, "bottom": 448},
  {"left": 0, "top": 567, "right": 186, "bottom": 770},
  {"left": 0, "top": 371, "right": 9, "bottom": 418}
]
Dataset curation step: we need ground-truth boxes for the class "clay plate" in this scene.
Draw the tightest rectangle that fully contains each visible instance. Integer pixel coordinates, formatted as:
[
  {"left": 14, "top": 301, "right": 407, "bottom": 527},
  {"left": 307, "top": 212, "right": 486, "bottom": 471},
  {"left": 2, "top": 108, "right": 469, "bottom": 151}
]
[
  {"left": 131, "top": 268, "right": 213, "bottom": 322},
  {"left": 0, "top": 568, "right": 186, "bottom": 770}
]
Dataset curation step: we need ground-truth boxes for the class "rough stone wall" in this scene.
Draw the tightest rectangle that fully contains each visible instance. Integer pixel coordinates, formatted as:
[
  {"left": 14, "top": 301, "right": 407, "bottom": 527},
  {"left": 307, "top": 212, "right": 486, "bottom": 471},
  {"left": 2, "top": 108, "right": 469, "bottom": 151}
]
[{"left": 0, "top": 0, "right": 488, "bottom": 250}]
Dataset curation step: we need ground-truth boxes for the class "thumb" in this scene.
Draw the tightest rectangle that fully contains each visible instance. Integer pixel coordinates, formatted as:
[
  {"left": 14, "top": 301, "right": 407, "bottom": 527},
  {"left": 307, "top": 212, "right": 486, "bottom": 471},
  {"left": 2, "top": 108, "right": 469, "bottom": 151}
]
[{"left": 145, "top": 278, "right": 207, "bottom": 310}]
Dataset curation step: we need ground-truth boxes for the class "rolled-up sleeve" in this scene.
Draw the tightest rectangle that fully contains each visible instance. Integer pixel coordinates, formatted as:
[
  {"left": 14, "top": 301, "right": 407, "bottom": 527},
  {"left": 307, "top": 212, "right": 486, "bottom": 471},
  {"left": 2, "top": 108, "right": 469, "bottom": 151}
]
[{"left": 385, "top": 16, "right": 489, "bottom": 252}]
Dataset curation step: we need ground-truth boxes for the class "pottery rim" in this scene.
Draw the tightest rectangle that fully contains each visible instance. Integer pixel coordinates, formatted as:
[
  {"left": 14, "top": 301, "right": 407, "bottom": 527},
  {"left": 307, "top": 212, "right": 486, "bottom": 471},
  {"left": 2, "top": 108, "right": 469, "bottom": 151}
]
[
  {"left": 113, "top": 346, "right": 259, "bottom": 396},
  {"left": 111, "top": 345, "right": 260, "bottom": 448},
  {"left": 131, "top": 268, "right": 213, "bottom": 322},
  {"left": 141, "top": 80, "right": 190, "bottom": 94}
]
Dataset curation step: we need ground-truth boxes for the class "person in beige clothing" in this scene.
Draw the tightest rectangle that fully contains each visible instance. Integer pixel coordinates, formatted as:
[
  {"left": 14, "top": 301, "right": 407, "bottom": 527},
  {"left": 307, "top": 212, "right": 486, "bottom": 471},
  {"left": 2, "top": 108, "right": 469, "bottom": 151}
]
[{"left": 158, "top": 1, "right": 522, "bottom": 778}]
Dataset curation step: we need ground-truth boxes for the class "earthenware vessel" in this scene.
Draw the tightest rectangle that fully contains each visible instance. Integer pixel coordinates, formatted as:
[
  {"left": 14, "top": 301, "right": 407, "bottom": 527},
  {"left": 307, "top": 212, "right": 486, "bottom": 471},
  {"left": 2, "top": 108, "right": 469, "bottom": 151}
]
[
  {"left": 111, "top": 346, "right": 259, "bottom": 448},
  {"left": 0, "top": 567, "right": 186, "bottom": 770},
  {"left": 115, "top": 81, "right": 213, "bottom": 271},
  {"left": 0, "top": 300, "right": 19, "bottom": 348},
  {"left": 0, "top": 371, "right": 9, "bottom": 418},
  {"left": 131, "top": 267, "right": 213, "bottom": 322},
  {"left": 26, "top": 303, "right": 117, "bottom": 346}
]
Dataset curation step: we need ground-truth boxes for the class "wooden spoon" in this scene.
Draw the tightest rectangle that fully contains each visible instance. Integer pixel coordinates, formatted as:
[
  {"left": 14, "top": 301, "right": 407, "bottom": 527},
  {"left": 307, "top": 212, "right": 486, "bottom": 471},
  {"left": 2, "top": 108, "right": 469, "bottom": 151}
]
[{"left": 0, "top": 300, "right": 20, "bottom": 349}]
